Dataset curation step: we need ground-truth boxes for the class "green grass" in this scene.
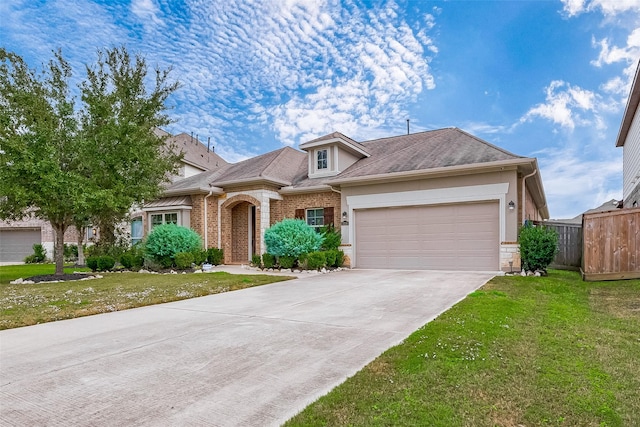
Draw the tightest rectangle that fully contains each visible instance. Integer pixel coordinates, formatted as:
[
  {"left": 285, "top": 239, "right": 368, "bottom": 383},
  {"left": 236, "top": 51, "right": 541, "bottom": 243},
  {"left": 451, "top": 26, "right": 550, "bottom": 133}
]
[
  {"left": 0, "top": 263, "right": 92, "bottom": 284},
  {"left": 0, "top": 264, "right": 292, "bottom": 329},
  {"left": 285, "top": 270, "right": 640, "bottom": 427}
]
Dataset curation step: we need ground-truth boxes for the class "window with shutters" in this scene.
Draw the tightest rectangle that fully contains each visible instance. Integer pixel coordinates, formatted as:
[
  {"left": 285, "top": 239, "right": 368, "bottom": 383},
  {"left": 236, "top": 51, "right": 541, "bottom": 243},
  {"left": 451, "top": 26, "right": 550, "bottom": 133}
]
[{"left": 306, "top": 208, "right": 324, "bottom": 228}]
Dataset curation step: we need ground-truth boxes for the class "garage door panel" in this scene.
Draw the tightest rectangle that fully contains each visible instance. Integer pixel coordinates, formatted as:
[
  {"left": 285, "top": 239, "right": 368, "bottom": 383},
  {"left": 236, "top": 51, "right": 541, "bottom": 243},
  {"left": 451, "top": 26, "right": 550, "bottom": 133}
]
[
  {"left": 0, "top": 229, "right": 42, "bottom": 263},
  {"left": 355, "top": 202, "right": 499, "bottom": 271}
]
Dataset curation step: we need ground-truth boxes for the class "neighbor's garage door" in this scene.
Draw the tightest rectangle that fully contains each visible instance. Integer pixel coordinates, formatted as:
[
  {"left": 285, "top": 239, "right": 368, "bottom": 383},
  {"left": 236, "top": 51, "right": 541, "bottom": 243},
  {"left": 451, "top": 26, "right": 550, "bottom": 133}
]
[
  {"left": 0, "top": 229, "right": 41, "bottom": 262},
  {"left": 355, "top": 202, "right": 499, "bottom": 271}
]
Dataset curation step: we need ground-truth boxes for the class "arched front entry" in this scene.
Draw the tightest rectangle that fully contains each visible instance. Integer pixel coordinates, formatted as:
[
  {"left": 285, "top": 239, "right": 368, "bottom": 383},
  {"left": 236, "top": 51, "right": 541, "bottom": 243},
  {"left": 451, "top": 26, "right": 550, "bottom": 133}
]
[{"left": 221, "top": 195, "right": 261, "bottom": 264}]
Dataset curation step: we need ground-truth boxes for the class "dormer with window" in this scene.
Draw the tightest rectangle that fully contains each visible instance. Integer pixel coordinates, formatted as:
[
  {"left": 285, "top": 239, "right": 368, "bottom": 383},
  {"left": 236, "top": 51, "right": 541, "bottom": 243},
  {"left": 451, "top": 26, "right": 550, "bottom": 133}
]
[{"left": 300, "top": 132, "right": 370, "bottom": 179}]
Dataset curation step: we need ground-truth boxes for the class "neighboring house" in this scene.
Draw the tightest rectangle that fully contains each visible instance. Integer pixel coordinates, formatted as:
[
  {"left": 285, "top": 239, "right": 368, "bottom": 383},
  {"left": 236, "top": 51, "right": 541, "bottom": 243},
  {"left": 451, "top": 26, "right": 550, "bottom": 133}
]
[
  {"left": 615, "top": 59, "right": 640, "bottom": 208},
  {"left": 144, "top": 127, "right": 549, "bottom": 271},
  {"left": 552, "top": 199, "right": 622, "bottom": 224},
  {"left": 0, "top": 132, "right": 223, "bottom": 262}
]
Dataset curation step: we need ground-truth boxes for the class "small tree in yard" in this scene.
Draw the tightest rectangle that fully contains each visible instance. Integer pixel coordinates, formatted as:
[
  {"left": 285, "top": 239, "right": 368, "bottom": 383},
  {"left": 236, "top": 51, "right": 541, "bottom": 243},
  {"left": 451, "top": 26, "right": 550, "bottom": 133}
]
[
  {"left": 264, "top": 219, "right": 323, "bottom": 258},
  {"left": 519, "top": 223, "right": 558, "bottom": 272},
  {"left": 0, "top": 47, "right": 180, "bottom": 275}
]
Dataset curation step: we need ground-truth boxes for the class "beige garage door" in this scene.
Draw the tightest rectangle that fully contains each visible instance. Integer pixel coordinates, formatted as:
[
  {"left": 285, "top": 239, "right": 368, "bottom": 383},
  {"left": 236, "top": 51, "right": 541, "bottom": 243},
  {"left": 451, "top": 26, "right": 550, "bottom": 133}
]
[
  {"left": 0, "top": 229, "right": 42, "bottom": 262},
  {"left": 355, "top": 202, "right": 499, "bottom": 271}
]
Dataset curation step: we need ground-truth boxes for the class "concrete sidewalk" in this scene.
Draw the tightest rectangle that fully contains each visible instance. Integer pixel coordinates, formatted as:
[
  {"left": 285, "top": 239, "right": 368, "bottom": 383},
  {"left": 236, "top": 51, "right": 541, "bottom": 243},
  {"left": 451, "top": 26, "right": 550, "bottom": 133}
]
[{"left": 0, "top": 269, "right": 494, "bottom": 426}]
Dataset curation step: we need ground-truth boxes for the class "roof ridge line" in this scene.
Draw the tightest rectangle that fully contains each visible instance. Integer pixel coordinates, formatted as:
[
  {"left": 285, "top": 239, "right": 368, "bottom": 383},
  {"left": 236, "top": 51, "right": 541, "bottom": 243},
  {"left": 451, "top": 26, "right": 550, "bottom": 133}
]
[
  {"left": 335, "top": 129, "right": 449, "bottom": 176},
  {"left": 260, "top": 146, "right": 300, "bottom": 178},
  {"left": 453, "top": 127, "right": 524, "bottom": 158}
]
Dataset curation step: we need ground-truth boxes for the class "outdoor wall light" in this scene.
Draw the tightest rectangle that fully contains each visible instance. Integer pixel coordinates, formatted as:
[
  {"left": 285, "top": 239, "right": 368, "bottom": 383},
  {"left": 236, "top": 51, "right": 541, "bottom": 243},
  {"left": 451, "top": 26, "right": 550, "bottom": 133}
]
[
  {"left": 508, "top": 200, "right": 515, "bottom": 210},
  {"left": 342, "top": 211, "right": 348, "bottom": 220}
]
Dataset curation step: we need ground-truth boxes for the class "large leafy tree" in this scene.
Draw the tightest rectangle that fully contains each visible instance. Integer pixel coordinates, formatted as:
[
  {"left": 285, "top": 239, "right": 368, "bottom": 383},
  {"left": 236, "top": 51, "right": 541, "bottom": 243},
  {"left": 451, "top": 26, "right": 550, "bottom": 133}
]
[
  {"left": 0, "top": 47, "right": 180, "bottom": 274},
  {"left": 79, "top": 48, "right": 181, "bottom": 245}
]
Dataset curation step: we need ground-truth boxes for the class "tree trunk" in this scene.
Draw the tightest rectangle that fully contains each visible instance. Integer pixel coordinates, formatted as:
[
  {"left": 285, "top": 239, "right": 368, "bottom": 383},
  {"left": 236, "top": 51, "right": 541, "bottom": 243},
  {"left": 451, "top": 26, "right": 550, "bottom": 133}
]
[
  {"left": 77, "top": 228, "right": 85, "bottom": 266},
  {"left": 52, "top": 222, "right": 68, "bottom": 275}
]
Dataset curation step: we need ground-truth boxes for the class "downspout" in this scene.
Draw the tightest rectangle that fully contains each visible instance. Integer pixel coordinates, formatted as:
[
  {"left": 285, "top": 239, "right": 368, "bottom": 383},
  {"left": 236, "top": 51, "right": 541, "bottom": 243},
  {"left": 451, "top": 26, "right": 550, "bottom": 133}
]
[
  {"left": 521, "top": 169, "right": 537, "bottom": 225},
  {"left": 203, "top": 190, "right": 213, "bottom": 248}
]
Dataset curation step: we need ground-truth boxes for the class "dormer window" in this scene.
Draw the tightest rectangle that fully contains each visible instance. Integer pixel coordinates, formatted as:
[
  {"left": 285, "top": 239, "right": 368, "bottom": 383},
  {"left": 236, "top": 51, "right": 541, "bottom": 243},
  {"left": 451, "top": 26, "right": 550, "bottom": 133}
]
[{"left": 317, "top": 149, "right": 328, "bottom": 170}]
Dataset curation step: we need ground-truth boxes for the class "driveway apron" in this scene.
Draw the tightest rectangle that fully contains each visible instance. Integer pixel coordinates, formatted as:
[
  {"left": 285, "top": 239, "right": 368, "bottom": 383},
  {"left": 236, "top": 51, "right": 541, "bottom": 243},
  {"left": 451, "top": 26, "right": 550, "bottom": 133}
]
[{"left": 0, "top": 269, "right": 494, "bottom": 426}]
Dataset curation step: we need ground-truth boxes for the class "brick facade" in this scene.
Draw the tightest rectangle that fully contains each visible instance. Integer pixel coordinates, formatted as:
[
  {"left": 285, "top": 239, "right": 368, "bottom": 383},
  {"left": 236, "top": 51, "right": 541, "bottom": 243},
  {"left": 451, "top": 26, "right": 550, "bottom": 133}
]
[{"left": 278, "top": 191, "right": 341, "bottom": 227}]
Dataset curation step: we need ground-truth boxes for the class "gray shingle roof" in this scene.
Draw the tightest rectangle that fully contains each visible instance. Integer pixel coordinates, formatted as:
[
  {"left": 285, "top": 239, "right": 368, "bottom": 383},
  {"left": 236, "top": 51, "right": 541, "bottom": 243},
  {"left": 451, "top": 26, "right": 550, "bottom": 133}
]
[
  {"left": 168, "top": 132, "right": 228, "bottom": 171},
  {"left": 162, "top": 127, "right": 530, "bottom": 194},
  {"left": 214, "top": 147, "right": 306, "bottom": 185},
  {"left": 328, "top": 128, "right": 523, "bottom": 180}
]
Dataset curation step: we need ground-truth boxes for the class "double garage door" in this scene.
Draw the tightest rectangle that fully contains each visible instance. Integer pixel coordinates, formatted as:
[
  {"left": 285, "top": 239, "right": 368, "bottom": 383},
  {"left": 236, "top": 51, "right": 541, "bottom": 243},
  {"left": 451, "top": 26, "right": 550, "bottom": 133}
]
[
  {"left": 355, "top": 202, "right": 499, "bottom": 271},
  {"left": 0, "top": 229, "right": 42, "bottom": 262}
]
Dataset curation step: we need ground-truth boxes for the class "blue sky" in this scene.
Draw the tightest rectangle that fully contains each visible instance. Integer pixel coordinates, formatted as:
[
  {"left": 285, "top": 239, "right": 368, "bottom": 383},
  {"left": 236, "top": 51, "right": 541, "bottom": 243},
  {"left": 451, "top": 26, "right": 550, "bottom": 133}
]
[{"left": 2, "top": 0, "right": 639, "bottom": 218}]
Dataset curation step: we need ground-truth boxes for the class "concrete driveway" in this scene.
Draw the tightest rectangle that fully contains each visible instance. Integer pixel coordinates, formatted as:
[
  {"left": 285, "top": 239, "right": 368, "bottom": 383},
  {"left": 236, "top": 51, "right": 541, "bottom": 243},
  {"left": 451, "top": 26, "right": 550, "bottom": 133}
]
[{"left": 0, "top": 269, "right": 494, "bottom": 426}]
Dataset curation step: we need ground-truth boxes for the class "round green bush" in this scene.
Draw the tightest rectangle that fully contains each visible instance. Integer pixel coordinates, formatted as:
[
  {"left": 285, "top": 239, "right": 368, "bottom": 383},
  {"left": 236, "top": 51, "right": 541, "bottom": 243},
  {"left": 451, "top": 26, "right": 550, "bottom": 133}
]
[
  {"left": 86, "top": 256, "right": 99, "bottom": 271},
  {"left": 278, "top": 255, "right": 296, "bottom": 269},
  {"left": 519, "top": 223, "right": 558, "bottom": 271},
  {"left": 305, "top": 251, "right": 326, "bottom": 270},
  {"left": 145, "top": 224, "right": 202, "bottom": 262},
  {"left": 97, "top": 255, "right": 115, "bottom": 271},
  {"left": 206, "top": 247, "right": 224, "bottom": 265},
  {"left": 174, "top": 252, "right": 195, "bottom": 270},
  {"left": 262, "top": 253, "right": 276, "bottom": 269},
  {"left": 264, "top": 219, "right": 323, "bottom": 258}
]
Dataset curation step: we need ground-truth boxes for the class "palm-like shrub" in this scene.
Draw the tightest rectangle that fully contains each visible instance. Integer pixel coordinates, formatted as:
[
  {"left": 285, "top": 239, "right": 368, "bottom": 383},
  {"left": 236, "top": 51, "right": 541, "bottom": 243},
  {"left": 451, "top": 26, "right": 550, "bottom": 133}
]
[
  {"left": 145, "top": 224, "right": 202, "bottom": 264},
  {"left": 264, "top": 219, "right": 323, "bottom": 258}
]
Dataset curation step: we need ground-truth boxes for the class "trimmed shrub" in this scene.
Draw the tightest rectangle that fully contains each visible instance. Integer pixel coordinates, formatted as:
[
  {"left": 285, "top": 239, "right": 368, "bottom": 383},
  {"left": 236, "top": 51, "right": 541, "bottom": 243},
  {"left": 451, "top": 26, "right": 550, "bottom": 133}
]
[
  {"left": 174, "top": 252, "right": 195, "bottom": 270},
  {"left": 320, "top": 225, "right": 341, "bottom": 251},
  {"left": 262, "top": 253, "right": 276, "bottom": 269},
  {"left": 278, "top": 255, "right": 296, "bottom": 269},
  {"left": 191, "top": 249, "right": 207, "bottom": 266},
  {"left": 324, "top": 250, "right": 337, "bottom": 267},
  {"left": 145, "top": 224, "right": 202, "bottom": 263},
  {"left": 86, "top": 256, "right": 99, "bottom": 271},
  {"left": 24, "top": 244, "right": 47, "bottom": 263},
  {"left": 519, "top": 223, "right": 558, "bottom": 272},
  {"left": 120, "top": 247, "right": 144, "bottom": 270},
  {"left": 97, "top": 255, "right": 115, "bottom": 271},
  {"left": 334, "top": 250, "right": 345, "bottom": 267},
  {"left": 306, "top": 251, "right": 326, "bottom": 270},
  {"left": 264, "top": 219, "right": 323, "bottom": 258},
  {"left": 251, "top": 254, "right": 262, "bottom": 268},
  {"left": 206, "top": 247, "right": 224, "bottom": 265}
]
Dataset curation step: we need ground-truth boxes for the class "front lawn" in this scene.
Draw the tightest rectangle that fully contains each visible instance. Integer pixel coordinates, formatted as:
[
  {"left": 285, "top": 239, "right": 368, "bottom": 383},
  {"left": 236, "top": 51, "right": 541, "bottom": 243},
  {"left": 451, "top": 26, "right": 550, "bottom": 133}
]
[
  {"left": 286, "top": 270, "right": 640, "bottom": 427},
  {"left": 0, "top": 264, "right": 292, "bottom": 329}
]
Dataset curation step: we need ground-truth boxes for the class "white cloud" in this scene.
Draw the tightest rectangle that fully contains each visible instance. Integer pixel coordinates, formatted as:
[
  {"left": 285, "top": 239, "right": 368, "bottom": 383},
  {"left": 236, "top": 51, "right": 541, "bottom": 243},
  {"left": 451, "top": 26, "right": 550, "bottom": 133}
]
[
  {"left": 593, "top": 28, "right": 640, "bottom": 96},
  {"left": 131, "top": 0, "right": 163, "bottom": 28},
  {"left": 561, "top": 0, "right": 640, "bottom": 17},
  {"left": 536, "top": 146, "right": 622, "bottom": 218},
  {"left": 521, "top": 81, "right": 600, "bottom": 130}
]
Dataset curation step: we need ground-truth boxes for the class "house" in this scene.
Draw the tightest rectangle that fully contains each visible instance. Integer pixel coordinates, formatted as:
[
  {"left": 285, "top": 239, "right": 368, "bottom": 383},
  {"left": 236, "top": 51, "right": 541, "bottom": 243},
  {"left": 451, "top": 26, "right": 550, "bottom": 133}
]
[
  {"left": 615, "top": 59, "right": 640, "bottom": 208},
  {"left": 0, "top": 132, "right": 222, "bottom": 263},
  {"left": 143, "top": 127, "right": 549, "bottom": 271}
]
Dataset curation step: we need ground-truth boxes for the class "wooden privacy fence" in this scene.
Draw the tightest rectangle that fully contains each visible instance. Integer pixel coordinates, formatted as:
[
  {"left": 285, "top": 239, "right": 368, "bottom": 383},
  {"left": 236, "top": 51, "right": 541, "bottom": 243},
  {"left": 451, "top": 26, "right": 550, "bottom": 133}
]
[
  {"left": 533, "top": 221, "right": 582, "bottom": 270},
  {"left": 582, "top": 208, "right": 640, "bottom": 281}
]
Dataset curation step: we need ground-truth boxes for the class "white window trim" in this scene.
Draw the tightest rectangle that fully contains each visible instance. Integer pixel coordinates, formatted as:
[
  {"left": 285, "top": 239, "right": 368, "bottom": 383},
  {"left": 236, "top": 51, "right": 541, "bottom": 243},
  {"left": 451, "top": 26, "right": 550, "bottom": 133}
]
[
  {"left": 149, "top": 211, "right": 180, "bottom": 231},
  {"left": 306, "top": 207, "right": 325, "bottom": 228},
  {"left": 317, "top": 149, "right": 328, "bottom": 170},
  {"left": 131, "top": 218, "right": 143, "bottom": 245}
]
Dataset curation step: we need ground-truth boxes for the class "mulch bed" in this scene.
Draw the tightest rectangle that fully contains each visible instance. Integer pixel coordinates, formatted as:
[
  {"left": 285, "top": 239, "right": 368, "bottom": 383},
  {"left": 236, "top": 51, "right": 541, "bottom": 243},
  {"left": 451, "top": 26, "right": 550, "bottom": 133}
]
[{"left": 24, "top": 273, "right": 96, "bottom": 283}]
